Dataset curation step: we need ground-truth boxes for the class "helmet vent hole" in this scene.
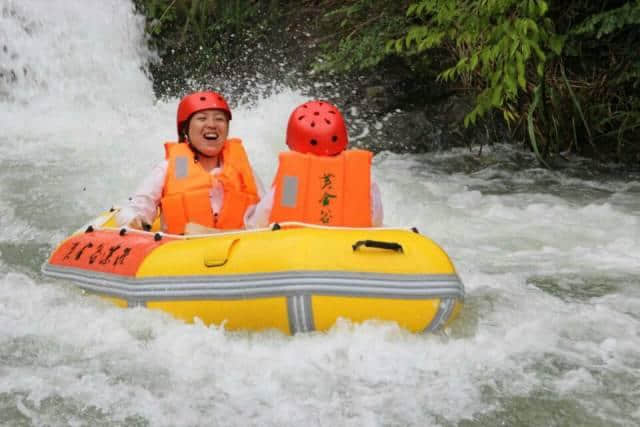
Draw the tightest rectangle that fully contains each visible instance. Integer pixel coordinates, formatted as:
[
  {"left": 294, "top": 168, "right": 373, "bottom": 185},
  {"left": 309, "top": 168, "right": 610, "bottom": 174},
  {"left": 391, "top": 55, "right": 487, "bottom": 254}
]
[
  {"left": 325, "top": 119, "right": 331, "bottom": 125},
  {"left": 314, "top": 112, "right": 320, "bottom": 116},
  {"left": 200, "top": 96, "right": 206, "bottom": 101},
  {"left": 298, "top": 115, "right": 305, "bottom": 120},
  {"left": 310, "top": 139, "right": 318, "bottom": 146},
  {"left": 328, "top": 111, "right": 336, "bottom": 114},
  {"left": 310, "top": 121, "right": 316, "bottom": 127},
  {"left": 332, "top": 135, "right": 338, "bottom": 142}
]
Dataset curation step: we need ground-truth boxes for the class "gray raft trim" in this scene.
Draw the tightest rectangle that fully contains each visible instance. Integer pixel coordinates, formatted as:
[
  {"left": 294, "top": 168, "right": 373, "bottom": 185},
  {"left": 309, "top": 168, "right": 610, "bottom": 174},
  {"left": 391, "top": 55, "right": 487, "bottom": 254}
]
[
  {"left": 42, "top": 264, "right": 464, "bottom": 301},
  {"left": 287, "top": 295, "right": 315, "bottom": 334},
  {"left": 423, "top": 297, "right": 456, "bottom": 333}
]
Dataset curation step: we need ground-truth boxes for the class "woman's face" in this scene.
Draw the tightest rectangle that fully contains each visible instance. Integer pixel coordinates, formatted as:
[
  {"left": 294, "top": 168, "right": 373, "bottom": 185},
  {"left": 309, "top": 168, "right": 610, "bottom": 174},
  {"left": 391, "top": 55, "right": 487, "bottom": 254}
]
[{"left": 187, "top": 109, "right": 229, "bottom": 157}]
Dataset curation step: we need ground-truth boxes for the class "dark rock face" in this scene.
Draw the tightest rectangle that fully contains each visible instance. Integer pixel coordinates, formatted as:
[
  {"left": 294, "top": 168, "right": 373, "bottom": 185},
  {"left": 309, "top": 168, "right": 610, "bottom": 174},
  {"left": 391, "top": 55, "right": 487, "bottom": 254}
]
[{"left": 344, "top": 78, "right": 506, "bottom": 153}]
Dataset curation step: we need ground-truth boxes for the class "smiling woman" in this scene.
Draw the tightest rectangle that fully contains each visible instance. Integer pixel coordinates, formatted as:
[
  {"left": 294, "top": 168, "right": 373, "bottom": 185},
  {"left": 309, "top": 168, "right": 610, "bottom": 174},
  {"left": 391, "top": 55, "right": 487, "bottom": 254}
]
[{"left": 116, "top": 91, "right": 262, "bottom": 234}]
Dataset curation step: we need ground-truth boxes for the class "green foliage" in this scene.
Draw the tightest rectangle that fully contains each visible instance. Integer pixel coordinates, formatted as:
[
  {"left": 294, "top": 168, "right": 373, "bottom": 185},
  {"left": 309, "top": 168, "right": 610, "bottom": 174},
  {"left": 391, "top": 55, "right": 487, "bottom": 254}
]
[
  {"left": 556, "top": 1, "right": 640, "bottom": 161},
  {"left": 571, "top": 0, "right": 640, "bottom": 38},
  {"left": 135, "top": 0, "right": 261, "bottom": 45},
  {"left": 393, "top": 0, "right": 564, "bottom": 128},
  {"left": 312, "top": 0, "right": 408, "bottom": 73},
  {"left": 386, "top": 0, "right": 639, "bottom": 163},
  {"left": 307, "top": 0, "right": 640, "bottom": 163},
  {"left": 134, "top": 0, "right": 640, "bottom": 163}
]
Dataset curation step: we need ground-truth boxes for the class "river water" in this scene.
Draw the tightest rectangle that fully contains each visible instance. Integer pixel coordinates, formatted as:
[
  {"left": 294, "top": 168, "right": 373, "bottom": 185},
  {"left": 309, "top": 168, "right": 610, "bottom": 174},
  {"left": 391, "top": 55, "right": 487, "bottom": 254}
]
[{"left": 1, "top": 1, "right": 639, "bottom": 426}]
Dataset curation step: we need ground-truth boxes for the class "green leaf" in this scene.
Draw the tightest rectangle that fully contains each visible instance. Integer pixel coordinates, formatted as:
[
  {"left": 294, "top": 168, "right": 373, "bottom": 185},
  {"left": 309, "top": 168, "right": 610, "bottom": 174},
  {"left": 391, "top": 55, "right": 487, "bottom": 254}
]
[
  {"left": 384, "top": 39, "right": 395, "bottom": 53},
  {"left": 531, "top": 41, "right": 546, "bottom": 61},
  {"left": 505, "top": 73, "right": 517, "bottom": 94},
  {"left": 510, "top": 39, "right": 521, "bottom": 57},
  {"left": 527, "top": 85, "right": 551, "bottom": 168},
  {"left": 491, "top": 85, "right": 504, "bottom": 106},
  {"left": 395, "top": 38, "right": 404, "bottom": 52},
  {"left": 488, "top": 69, "right": 502, "bottom": 87},
  {"left": 470, "top": 53, "right": 479, "bottom": 69},
  {"left": 455, "top": 56, "right": 468, "bottom": 69},
  {"left": 549, "top": 35, "right": 565, "bottom": 55},
  {"left": 516, "top": 52, "right": 526, "bottom": 89},
  {"left": 537, "top": 0, "right": 549, "bottom": 16},
  {"left": 464, "top": 109, "right": 478, "bottom": 127},
  {"left": 561, "top": 64, "right": 596, "bottom": 152}
]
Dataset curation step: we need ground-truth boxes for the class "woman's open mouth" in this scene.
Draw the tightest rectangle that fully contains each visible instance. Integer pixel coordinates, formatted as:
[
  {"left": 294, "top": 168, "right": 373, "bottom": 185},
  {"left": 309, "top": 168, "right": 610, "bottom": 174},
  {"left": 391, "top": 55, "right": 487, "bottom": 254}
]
[{"left": 204, "top": 132, "right": 219, "bottom": 141}]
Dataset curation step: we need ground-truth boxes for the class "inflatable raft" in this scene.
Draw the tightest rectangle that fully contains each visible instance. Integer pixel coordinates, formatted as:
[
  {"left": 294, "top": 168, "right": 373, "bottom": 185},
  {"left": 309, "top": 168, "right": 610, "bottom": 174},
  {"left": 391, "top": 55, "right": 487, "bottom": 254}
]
[{"left": 42, "top": 210, "right": 464, "bottom": 334}]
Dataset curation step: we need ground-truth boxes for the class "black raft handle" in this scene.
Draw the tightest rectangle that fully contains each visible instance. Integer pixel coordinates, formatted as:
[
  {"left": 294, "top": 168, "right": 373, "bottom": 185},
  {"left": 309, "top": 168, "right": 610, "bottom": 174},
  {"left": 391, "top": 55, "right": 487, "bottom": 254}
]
[{"left": 352, "top": 240, "right": 404, "bottom": 253}]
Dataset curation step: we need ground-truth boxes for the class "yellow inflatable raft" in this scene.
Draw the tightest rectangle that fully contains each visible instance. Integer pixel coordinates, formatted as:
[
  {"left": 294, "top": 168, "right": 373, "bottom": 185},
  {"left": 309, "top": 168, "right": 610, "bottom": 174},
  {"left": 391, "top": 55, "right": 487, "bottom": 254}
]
[{"left": 42, "top": 210, "right": 464, "bottom": 334}]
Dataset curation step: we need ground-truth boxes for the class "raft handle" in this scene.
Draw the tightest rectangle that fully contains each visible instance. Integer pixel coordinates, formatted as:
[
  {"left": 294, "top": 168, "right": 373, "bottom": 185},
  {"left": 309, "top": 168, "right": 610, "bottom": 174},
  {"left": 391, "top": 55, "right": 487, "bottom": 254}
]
[
  {"left": 271, "top": 223, "right": 281, "bottom": 231},
  {"left": 352, "top": 240, "right": 404, "bottom": 253}
]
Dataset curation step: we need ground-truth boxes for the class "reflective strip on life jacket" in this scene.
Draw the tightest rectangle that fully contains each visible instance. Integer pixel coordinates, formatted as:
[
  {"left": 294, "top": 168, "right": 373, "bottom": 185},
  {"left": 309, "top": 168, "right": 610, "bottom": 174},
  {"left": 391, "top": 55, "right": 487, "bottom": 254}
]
[
  {"left": 161, "top": 139, "right": 259, "bottom": 234},
  {"left": 270, "top": 150, "right": 372, "bottom": 227}
]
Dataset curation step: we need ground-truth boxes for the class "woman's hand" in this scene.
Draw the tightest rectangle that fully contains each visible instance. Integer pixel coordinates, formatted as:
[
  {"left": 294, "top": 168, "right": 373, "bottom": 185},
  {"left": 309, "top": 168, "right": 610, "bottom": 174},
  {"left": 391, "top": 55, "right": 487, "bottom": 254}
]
[{"left": 115, "top": 207, "right": 145, "bottom": 230}]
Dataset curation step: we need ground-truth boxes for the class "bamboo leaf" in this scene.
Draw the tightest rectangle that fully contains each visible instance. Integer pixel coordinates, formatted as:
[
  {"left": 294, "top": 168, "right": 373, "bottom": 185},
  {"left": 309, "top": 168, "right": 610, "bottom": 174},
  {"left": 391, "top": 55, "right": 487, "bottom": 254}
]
[
  {"left": 516, "top": 52, "right": 526, "bottom": 89},
  {"left": 528, "top": 85, "right": 551, "bottom": 168},
  {"left": 560, "top": 63, "right": 597, "bottom": 154},
  {"left": 384, "top": 39, "right": 395, "bottom": 53},
  {"left": 537, "top": 0, "right": 549, "bottom": 16},
  {"left": 491, "top": 85, "right": 504, "bottom": 106},
  {"left": 470, "top": 53, "right": 479, "bottom": 69},
  {"left": 395, "top": 38, "right": 404, "bottom": 52},
  {"left": 505, "top": 73, "right": 517, "bottom": 94},
  {"left": 549, "top": 35, "right": 565, "bottom": 55}
]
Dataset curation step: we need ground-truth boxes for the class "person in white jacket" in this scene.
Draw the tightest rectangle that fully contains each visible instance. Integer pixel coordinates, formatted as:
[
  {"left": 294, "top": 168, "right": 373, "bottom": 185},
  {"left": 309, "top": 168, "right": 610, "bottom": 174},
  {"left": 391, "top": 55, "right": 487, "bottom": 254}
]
[{"left": 117, "top": 91, "right": 263, "bottom": 233}]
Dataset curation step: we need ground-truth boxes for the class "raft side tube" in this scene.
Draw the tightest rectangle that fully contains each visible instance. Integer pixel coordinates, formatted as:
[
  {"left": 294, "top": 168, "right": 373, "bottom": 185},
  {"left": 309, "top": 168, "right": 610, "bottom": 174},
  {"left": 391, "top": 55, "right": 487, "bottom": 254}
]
[{"left": 42, "top": 214, "right": 464, "bottom": 334}]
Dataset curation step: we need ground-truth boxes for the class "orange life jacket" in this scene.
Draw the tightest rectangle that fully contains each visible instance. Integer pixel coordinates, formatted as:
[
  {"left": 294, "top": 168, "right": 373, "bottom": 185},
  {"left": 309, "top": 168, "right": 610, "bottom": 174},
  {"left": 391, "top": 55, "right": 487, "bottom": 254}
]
[
  {"left": 269, "top": 150, "right": 372, "bottom": 227},
  {"left": 161, "top": 139, "right": 259, "bottom": 234}
]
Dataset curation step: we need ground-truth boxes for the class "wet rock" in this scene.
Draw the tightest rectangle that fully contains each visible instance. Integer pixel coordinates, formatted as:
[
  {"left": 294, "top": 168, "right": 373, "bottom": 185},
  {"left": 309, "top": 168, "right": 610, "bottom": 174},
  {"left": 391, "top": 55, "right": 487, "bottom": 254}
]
[{"left": 364, "top": 85, "right": 385, "bottom": 100}]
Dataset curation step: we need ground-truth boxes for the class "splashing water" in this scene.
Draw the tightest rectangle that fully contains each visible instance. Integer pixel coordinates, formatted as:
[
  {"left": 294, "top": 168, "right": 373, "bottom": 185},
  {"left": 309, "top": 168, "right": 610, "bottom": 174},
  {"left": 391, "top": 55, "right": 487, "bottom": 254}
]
[{"left": 1, "top": 1, "right": 639, "bottom": 426}]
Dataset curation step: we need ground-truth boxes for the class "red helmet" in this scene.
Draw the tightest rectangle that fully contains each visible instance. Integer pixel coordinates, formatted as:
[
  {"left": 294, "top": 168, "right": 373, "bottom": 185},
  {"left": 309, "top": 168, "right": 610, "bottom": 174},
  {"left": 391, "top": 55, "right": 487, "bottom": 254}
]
[
  {"left": 286, "top": 100, "right": 348, "bottom": 156},
  {"left": 176, "top": 91, "right": 231, "bottom": 138}
]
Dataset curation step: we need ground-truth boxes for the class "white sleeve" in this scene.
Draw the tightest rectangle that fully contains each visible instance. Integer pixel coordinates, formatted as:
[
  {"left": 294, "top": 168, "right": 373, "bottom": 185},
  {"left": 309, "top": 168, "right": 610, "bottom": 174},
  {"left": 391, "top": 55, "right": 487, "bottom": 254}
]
[
  {"left": 116, "top": 161, "right": 167, "bottom": 227},
  {"left": 371, "top": 181, "right": 384, "bottom": 227},
  {"left": 252, "top": 168, "right": 266, "bottom": 199},
  {"left": 244, "top": 186, "right": 274, "bottom": 229}
]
